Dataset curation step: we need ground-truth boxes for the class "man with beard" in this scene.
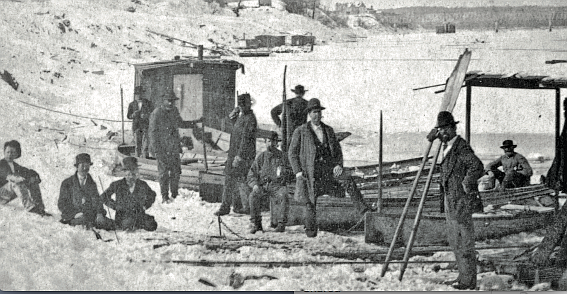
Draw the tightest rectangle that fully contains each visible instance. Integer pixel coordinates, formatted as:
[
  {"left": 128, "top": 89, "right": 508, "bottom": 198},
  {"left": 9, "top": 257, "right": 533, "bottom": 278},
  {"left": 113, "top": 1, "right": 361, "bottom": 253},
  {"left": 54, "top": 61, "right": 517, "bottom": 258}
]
[
  {"left": 288, "top": 98, "right": 344, "bottom": 238},
  {"left": 148, "top": 91, "right": 202, "bottom": 203},
  {"left": 101, "top": 156, "right": 157, "bottom": 231},
  {"left": 247, "top": 131, "right": 292, "bottom": 233},
  {"left": 58, "top": 153, "right": 114, "bottom": 229},
  {"left": 270, "top": 85, "right": 309, "bottom": 147},
  {"left": 426, "top": 111, "right": 484, "bottom": 290},
  {"left": 215, "top": 93, "right": 257, "bottom": 216},
  {"left": 127, "top": 86, "right": 153, "bottom": 158},
  {"left": 485, "top": 140, "right": 533, "bottom": 189}
]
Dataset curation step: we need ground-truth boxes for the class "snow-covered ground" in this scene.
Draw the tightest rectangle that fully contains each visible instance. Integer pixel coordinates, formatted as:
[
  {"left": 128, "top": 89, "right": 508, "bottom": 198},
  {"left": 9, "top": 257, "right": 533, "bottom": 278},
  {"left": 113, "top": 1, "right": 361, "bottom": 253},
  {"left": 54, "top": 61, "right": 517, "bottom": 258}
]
[{"left": 0, "top": 0, "right": 565, "bottom": 291}]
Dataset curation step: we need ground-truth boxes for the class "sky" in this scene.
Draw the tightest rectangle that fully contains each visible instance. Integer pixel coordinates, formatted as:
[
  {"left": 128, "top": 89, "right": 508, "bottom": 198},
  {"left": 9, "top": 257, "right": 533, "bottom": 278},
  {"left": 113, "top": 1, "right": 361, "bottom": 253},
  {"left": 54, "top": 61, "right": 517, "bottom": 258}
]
[{"left": 321, "top": 0, "right": 567, "bottom": 10}]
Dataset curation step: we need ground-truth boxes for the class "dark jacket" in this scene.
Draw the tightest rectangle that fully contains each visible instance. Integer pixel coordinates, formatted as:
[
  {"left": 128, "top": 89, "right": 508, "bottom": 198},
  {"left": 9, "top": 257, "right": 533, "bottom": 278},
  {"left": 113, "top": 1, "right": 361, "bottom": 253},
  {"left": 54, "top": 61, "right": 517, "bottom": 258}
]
[
  {"left": 100, "top": 178, "right": 156, "bottom": 219},
  {"left": 226, "top": 109, "right": 257, "bottom": 177},
  {"left": 127, "top": 98, "right": 153, "bottom": 132},
  {"left": 441, "top": 136, "right": 484, "bottom": 221},
  {"left": 0, "top": 159, "right": 41, "bottom": 188},
  {"left": 58, "top": 173, "right": 106, "bottom": 221},
  {"left": 288, "top": 122, "right": 342, "bottom": 203},
  {"left": 271, "top": 97, "right": 308, "bottom": 144},
  {"left": 148, "top": 105, "right": 198, "bottom": 157},
  {"left": 247, "top": 146, "right": 292, "bottom": 188}
]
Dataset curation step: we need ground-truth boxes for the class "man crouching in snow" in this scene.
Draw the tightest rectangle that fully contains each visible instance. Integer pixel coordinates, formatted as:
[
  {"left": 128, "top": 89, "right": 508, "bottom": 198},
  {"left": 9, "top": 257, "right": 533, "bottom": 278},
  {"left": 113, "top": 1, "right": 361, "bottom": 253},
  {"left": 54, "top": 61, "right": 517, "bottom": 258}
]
[
  {"left": 101, "top": 156, "right": 157, "bottom": 231},
  {"left": 0, "top": 140, "right": 51, "bottom": 216},
  {"left": 58, "top": 153, "right": 114, "bottom": 229}
]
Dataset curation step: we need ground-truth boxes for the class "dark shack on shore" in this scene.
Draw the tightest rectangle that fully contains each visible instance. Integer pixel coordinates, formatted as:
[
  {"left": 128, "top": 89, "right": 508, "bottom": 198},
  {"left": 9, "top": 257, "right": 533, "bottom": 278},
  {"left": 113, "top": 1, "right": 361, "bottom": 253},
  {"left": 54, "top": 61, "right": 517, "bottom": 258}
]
[{"left": 133, "top": 57, "right": 244, "bottom": 137}]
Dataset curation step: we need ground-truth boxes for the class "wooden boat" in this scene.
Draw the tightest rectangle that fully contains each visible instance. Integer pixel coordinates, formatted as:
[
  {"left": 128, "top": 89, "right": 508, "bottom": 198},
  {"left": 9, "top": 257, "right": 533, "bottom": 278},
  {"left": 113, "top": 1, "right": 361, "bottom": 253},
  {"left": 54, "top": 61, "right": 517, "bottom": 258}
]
[
  {"left": 285, "top": 183, "right": 555, "bottom": 231},
  {"left": 364, "top": 203, "right": 557, "bottom": 246}
]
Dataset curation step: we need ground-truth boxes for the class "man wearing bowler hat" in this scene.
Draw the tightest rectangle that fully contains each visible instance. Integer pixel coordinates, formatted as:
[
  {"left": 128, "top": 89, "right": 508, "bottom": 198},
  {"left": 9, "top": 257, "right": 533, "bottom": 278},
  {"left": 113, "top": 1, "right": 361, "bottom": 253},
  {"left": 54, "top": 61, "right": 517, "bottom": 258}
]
[
  {"left": 288, "top": 98, "right": 345, "bottom": 238},
  {"left": 215, "top": 93, "right": 257, "bottom": 216},
  {"left": 426, "top": 111, "right": 484, "bottom": 290},
  {"left": 58, "top": 153, "right": 114, "bottom": 230},
  {"left": 148, "top": 91, "right": 202, "bottom": 203},
  {"left": 485, "top": 140, "right": 533, "bottom": 189},
  {"left": 127, "top": 86, "right": 153, "bottom": 158},
  {"left": 271, "top": 85, "right": 309, "bottom": 147},
  {"left": 101, "top": 156, "right": 158, "bottom": 231}
]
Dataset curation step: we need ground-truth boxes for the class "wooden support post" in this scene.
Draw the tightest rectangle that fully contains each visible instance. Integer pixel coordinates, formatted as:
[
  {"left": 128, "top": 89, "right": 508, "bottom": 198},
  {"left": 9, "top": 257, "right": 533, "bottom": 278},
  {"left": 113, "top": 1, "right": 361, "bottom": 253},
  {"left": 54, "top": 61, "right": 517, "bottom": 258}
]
[
  {"left": 120, "top": 86, "right": 125, "bottom": 144},
  {"left": 555, "top": 88, "right": 565, "bottom": 212},
  {"left": 466, "top": 84, "right": 471, "bottom": 143},
  {"left": 495, "top": 21, "right": 499, "bottom": 33},
  {"left": 377, "top": 110, "right": 383, "bottom": 213},
  {"left": 549, "top": 13, "right": 553, "bottom": 32}
]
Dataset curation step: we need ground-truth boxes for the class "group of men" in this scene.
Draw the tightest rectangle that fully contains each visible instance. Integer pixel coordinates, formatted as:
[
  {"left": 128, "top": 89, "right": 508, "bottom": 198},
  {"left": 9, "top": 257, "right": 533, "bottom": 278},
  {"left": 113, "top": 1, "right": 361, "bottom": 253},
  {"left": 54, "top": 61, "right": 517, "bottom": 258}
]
[{"left": 58, "top": 153, "right": 158, "bottom": 231}]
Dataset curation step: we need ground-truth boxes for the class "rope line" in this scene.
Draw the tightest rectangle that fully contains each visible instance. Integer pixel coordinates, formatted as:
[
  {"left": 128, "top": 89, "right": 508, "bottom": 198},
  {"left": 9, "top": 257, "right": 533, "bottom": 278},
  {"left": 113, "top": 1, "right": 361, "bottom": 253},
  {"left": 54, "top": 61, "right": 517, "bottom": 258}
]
[{"left": 14, "top": 98, "right": 130, "bottom": 123}]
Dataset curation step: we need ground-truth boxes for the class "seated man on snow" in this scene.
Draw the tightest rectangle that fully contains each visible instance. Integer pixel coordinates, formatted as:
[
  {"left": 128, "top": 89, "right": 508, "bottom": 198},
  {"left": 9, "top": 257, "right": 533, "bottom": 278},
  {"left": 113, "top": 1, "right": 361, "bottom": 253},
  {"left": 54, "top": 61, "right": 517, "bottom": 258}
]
[
  {"left": 58, "top": 153, "right": 114, "bottom": 229},
  {"left": 101, "top": 156, "right": 157, "bottom": 231},
  {"left": 485, "top": 139, "right": 533, "bottom": 189},
  {"left": 0, "top": 140, "right": 51, "bottom": 216}
]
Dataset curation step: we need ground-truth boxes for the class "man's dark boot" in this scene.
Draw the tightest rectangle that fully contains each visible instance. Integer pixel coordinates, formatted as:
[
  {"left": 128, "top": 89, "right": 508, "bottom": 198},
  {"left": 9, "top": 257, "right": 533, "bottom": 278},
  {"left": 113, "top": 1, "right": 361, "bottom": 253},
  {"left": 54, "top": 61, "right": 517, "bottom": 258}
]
[
  {"left": 249, "top": 219, "right": 263, "bottom": 234},
  {"left": 275, "top": 222, "right": 285, "bottom": 233},
  {"left": 214, "top": 206, "right": 230, "bottom": 216}
]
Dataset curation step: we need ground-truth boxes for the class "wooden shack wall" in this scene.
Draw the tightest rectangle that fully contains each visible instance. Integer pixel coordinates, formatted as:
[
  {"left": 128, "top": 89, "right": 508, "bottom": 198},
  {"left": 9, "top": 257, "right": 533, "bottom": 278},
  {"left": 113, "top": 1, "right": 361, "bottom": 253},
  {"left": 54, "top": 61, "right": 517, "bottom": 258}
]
[{"left": 134, "top": 63, "right": 236, "bottom": 133}]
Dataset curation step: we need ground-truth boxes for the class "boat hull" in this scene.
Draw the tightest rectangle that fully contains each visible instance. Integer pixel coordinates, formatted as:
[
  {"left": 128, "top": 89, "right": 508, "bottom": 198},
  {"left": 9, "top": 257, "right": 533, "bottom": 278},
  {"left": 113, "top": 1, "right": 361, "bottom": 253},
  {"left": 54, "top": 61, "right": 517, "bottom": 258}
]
[{"left": 364, "top": 204, "right": 555, "bottom": 246}]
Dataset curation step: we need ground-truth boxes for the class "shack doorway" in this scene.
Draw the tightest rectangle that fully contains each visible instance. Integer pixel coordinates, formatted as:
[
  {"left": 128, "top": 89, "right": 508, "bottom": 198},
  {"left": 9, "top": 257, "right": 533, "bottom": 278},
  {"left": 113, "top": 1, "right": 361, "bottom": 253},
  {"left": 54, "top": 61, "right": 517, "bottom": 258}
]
[{"left": 174, "top": 74, "right": 203, "bottom": 137}]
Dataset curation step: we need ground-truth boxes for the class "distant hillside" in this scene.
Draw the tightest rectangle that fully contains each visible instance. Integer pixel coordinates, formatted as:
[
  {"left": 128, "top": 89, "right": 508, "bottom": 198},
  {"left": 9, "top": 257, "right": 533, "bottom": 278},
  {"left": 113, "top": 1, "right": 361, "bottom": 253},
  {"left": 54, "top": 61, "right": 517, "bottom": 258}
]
[{"left": 377, "top": 5, "right": 567, "bottom": 30}]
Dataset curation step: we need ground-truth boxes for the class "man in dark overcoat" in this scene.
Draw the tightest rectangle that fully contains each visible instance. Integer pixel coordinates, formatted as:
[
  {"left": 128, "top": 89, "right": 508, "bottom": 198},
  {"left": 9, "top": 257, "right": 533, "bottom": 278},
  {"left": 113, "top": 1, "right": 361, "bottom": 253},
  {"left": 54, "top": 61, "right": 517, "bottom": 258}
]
[
  {"left": 215, "top": 93, "right": 257, "bottom": 216},
  {"left": 288, "top": 98, "right": 344, "bottom": 238},
  {"left": 127, "top": 86, "right": 153, "bottom": 158},
  {"left": 58, "top": 153, "right": 114, "bottom": 230},
  {"left": 101, "top": 156, "right": 157, "bottom": 231},
  {"left": 148, "top": 91, "right": 202, "bottom": 203},
  {"left": 247, "top": 131, "right": 293, "bottom": 233},
  {"left": 270, "top": 85, "right": 309, "bottom": 147},
  {"left": 427, "top": 111, "right": 484, "bottom": 290}
]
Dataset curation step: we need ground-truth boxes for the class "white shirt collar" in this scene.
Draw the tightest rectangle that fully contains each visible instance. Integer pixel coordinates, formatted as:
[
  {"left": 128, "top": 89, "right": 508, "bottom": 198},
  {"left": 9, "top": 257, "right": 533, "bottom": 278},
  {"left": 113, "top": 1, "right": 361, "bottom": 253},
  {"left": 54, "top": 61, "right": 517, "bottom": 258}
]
[{"left": 443, "top": 135, "right": 459, "bottom": 158}]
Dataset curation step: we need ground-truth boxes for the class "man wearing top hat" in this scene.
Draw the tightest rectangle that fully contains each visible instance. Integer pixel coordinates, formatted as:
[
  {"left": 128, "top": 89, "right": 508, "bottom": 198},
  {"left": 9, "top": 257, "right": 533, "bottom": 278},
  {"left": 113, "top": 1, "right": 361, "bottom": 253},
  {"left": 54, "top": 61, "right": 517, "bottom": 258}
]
[
  {"left": 127, "top": 86, "right": 154, "bottom": 158},
  {"left": 426, "top": 111, "right": 484, "bottom": 290},
  {"left": 58, "top": 153, "right": 114, "bottom": 230},
  {"left": 270, "top": 85, "right": 309, "bottom": 147},
  {"left": 148, "top": 91, "right": 202, "bottom": 203},
  {"left": 246, "top": 131, "right": 293, "bottom": 233},
  {"left": 485, "top": 140, "right": 533, "bottom": 189},
  {"left": 101, "top": 156, "right": 158, "bottom": 231},
  {"left": 288, "top": 98, "right": 345, "bottom": 238},
  {"left": 215, "top": 93, "right": 257, "bottom": 216}
]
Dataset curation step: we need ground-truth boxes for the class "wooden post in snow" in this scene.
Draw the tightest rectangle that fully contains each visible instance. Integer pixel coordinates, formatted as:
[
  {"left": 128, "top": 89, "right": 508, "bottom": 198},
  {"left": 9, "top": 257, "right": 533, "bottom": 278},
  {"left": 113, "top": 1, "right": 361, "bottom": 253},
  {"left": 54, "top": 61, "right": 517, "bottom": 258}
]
[
  {"left": 120, "top": 85, "right": 125, "bottom": 144},
  {"left": 495, "top": 21, "right": 499, "bottom": 33}
]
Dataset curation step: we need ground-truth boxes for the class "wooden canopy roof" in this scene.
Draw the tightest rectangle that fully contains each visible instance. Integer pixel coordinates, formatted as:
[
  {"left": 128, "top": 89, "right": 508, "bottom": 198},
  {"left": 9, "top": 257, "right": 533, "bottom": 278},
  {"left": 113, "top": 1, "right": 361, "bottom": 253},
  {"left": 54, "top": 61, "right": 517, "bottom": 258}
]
[{"left": 465, "top": 72, "right": 567, "bottom": 89}]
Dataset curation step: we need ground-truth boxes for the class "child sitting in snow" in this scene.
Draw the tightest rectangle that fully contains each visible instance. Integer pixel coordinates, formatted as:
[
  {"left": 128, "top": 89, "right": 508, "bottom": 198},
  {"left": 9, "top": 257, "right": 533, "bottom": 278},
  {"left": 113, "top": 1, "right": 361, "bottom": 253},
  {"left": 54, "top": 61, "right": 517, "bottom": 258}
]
[
  {"left": 0, "top": 140, "right": 51, "bottom": 216},
  {"left": 100, "top": 156, "right": 157, "bottom": 231}
]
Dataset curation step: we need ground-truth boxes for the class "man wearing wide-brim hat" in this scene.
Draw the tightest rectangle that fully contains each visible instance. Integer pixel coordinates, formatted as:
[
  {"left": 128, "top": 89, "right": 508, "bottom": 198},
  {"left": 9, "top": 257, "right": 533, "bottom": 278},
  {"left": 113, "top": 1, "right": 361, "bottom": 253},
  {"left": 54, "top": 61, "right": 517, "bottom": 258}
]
[
  {"left": 100, "top": 156, "right": 158, "bottom": 231},
  {"left": 215, "top": 93, "right": 257, "bottom": 216},
  {"left": 246, "top": 131, "right": 293, "bottom": 233},
  {"left": 270, "top": 84, "right": 309, "bottom": 148},
  {"left": 127, "top": 86, "right": 153, "bottom": 158},
  {"left": 485, "top": 139, "right": 533, "bottom": 189},
  {"left": 148, "top": 91, "right": 203, "bottom": 203},
  {"left": 58, "top": 153, "right": 115, "bottom": 230},
  {"left": 288, "top": 98, "right": 371, "bottom": 237},
  {"left": 426, "top": 111, "right": 484, "bottom": 290}
]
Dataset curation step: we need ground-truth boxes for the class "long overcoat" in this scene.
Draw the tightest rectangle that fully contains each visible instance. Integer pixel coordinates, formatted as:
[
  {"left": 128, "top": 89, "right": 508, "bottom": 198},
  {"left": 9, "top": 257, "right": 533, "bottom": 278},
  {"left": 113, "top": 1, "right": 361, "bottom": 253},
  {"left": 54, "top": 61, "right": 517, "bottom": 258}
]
[
  {"left": 441, "top": 136, "right": 484, "bottom": 221},
  {"left": 225, "top": 110, "right": 257, "bottom": 177},
  {"left": 127, "top": 98, "right": 153, "bottom": 132},
  {"left": 288, "top": 122, "right": 342, "bottom": 204},
  {"left": 100, "top": 178, "right": 156, "bottom": 221},
  {"left": 148, "top": 105, "right": 194, "bottom": 162},
  {"left": 58, "top": 173, "right": 106, "bottom": 222}
]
